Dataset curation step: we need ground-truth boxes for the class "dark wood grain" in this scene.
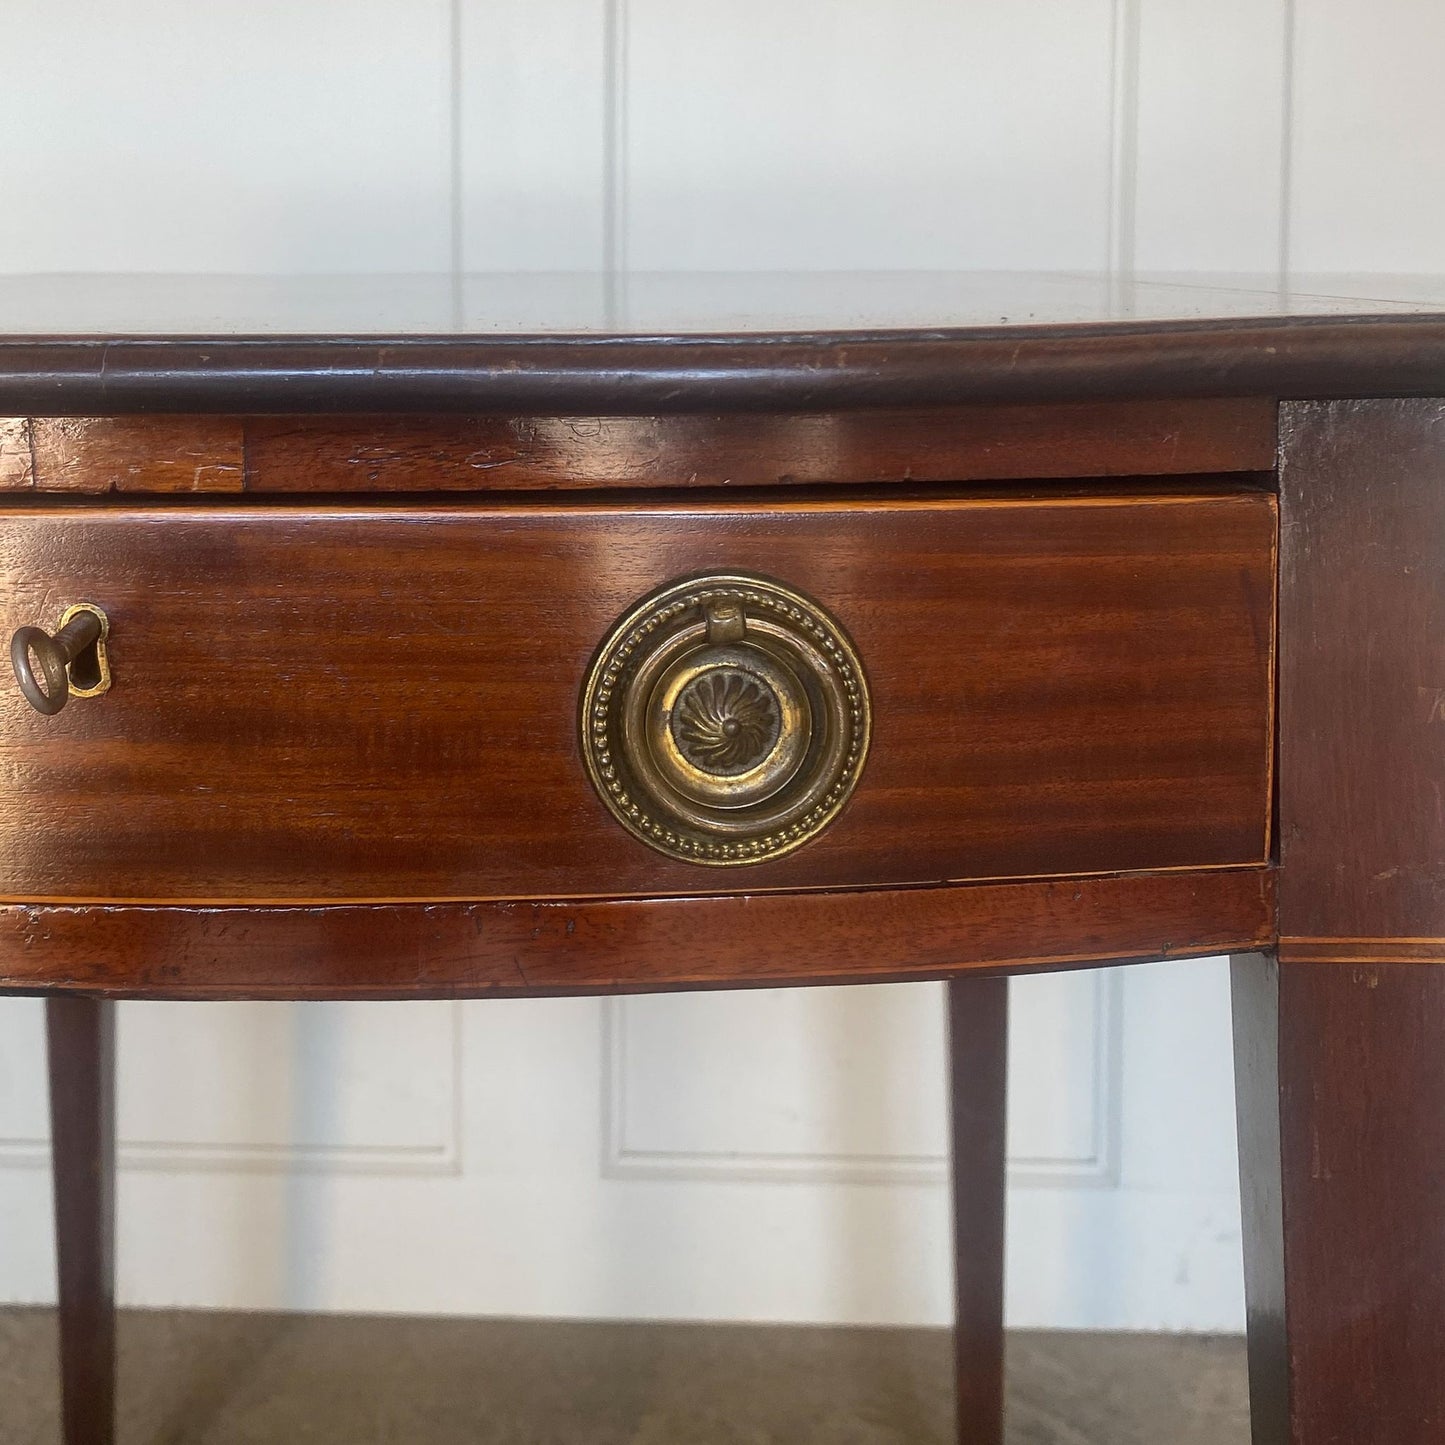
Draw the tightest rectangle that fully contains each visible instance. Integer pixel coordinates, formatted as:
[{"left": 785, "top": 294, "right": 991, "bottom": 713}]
[
  {"left": 1232, "top": 954, "right": 1445, "bottom": 1445},
  {"left": 1277, "top": 399, "right": 1445, "bottom": 951},
  {"left": 1251, "top": 396, "right": 1445, "bottom": 1441},
  {"left": 239, "top": 401, "right": 1274, "bottom": 491},
  {"left": 948, "top": 976, "right": 1007, "bottom": 1445},
  {"left": 0, "top": 494, "right": 1275, "bottom": 903},
  {"left": 46, "top": 995, "right": 116, "bottom": 1445},
  {"left": 0, "top": 401, "right": 1274, "bottom": 496},
  {"left": 28, "top": 416, "right": 245, "bottom": 493},
  {"left": 1229, "top": 953, "right": 1288, "bottom": 1445},
  {"left": 3, "top": 317, "right": 1445, "bottom": 413},
  {"left": 0, "top": 868, "right": 1273, "bottom": 998}
]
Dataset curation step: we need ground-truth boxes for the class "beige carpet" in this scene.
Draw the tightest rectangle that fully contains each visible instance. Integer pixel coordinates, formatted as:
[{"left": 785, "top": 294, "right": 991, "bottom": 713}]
[{"left": 0, "top": 1310, "right": 1249, "bottom": 1445}]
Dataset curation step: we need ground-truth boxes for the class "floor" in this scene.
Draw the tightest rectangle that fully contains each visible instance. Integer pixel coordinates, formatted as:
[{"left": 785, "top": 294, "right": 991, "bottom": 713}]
[{"left": 0, "top": 1311, "right": 1250, "bottom": 1444}]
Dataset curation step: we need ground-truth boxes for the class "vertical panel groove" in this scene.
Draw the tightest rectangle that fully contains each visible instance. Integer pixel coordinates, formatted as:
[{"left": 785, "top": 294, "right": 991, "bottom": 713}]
[
  {"left": 1107, "top": 0, "right": 1142, "bottom": 300},
  {"left": 603, "top": 0, "right": 629, "bottom": 324},
  {"left": 1277, "top": 0, "right": 1296, "bottom": 288},
  {"left": 1093, "top": 970, "right": 1126, "bottom": 1189},
  {"left": 448, "top": 0, "right": 464, "bottom": 325}
]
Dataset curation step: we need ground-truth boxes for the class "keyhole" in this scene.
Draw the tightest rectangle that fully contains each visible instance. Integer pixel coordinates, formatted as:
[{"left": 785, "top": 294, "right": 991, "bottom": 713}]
[{"left": 67, "top": 633, "right": 103, "bottom": 692}]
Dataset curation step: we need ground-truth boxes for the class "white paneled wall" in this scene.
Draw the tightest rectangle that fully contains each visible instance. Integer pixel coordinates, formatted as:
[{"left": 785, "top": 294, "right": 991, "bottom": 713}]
[
  {"left": 621, "top": 0, "right": 1120, "bottom": 271},
  {"left": 0, "top": 1, "right": 456, "bottom": 273},
  {"left": 1132, "top": 0, "right": 1290, "bottom": 271},
  {"left": 1289, "top": 0, "right": 1445, "bottom": 270},
  {"left": 1, "top": 1, "right": 1438, "bottom": 1330},
  {"left": 458, "top": 0, "right": 609, "bottom": 269}
]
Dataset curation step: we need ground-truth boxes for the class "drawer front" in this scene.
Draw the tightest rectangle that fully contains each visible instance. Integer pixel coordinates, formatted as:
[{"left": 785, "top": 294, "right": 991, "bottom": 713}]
[{"left": 0, "top": 494, "right": 1274, "bottom": 903}]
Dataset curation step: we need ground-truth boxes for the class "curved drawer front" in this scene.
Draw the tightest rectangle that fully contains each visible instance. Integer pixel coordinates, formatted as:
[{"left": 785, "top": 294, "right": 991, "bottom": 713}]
[{"left": 0, "top": 494, "right": 1274, "bottom": 903}]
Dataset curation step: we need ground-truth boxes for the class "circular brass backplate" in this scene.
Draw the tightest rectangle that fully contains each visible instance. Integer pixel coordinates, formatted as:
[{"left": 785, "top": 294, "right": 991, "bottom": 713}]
[{"left": 580, "top": 573, "right": 871, "bottom": 866}]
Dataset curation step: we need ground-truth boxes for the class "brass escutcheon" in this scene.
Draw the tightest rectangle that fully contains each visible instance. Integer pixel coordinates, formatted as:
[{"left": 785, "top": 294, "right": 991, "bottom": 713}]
[{"left": 580, "top": 573, "right": 871, "bottom": 866}]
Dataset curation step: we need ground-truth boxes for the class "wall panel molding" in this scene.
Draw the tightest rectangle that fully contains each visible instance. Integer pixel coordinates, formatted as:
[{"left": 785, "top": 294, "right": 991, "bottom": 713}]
[
  {"left": 601, "top": 974, "right": 1123, "bottom": 1189},
  {"left": 0, "top": 1002, "right": 463, "bottom": 1179}
]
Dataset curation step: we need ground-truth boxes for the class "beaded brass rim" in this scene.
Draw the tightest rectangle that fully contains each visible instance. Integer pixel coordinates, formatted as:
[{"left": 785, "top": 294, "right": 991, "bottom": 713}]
[{"left": 580, "top": 573, "right": 871, "bottom": 866}]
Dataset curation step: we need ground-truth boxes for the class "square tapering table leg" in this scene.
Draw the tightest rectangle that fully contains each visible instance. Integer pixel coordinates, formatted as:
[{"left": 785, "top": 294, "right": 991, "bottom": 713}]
[
  {"left": 46, "top": 995, "right": 117, "bottom": 1445},
  {"left": 1232, "top": 953, "right": 1445, "bottom": 1444},
  {"left": 947, "top": 975, "right": 1008, "bottom": 1445},
  {"left": 1266, "top": 395, "right": 1445, "bottom": 1440}
]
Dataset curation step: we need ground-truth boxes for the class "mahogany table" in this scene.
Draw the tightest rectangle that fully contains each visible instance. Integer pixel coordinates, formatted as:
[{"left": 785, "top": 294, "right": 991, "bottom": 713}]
[{"left": 2, "top": 272, "right": 1444, "bottom": 1444}]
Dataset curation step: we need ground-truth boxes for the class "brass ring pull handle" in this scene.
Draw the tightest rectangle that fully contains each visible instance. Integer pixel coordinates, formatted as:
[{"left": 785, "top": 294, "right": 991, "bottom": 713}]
[
  {"left": 10, "top": 604, "right": 112, "bottom": 716},
  {"left": 581, "top": 573, "right": 871, "bottom": 865}
]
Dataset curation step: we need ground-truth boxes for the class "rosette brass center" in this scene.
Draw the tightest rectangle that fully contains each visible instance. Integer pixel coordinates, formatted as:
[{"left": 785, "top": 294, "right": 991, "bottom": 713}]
[
  {"left": 580, "top": 574, "right": 871, "bottom": 866},
  {"left": 671, "top": 668, "right": 781, "bottom": 775}
]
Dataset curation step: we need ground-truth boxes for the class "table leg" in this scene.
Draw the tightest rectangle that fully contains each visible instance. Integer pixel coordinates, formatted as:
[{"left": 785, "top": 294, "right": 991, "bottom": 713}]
[
  {"left": 46, "top": 995, "right": 117, "bottom": 1445},
  {"left": 947, "top": 975, "right": 1008, "bottom": 1445},
  {"left": 1232, "top": 952, "right": 1445, "bottom": 1444}
]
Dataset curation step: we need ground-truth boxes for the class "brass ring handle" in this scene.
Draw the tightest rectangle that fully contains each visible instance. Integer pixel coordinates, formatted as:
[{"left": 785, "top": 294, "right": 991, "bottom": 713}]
[
  {"left": 10, "top": 604, "right": 111, "bottom": 716},
  {"left": 581, "top": 573, "right": 871, "bottom": 866}
]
